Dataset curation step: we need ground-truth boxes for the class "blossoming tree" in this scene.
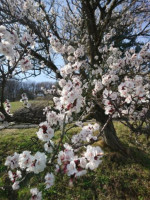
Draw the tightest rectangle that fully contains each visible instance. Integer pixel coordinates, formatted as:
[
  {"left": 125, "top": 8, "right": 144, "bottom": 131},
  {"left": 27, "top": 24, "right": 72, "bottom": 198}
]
[{"left": 0, "top": 0, "right": 150, "bottom": 198}]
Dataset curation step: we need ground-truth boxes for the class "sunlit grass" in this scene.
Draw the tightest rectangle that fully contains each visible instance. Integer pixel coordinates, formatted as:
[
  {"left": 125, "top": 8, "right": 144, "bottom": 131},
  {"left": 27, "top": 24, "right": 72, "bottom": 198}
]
[
  {"left": 0, "top": 122, "right": 150, "bottom": 200},
  {"left": 6, "top": 100, "right": 53, "bottom": 113}
]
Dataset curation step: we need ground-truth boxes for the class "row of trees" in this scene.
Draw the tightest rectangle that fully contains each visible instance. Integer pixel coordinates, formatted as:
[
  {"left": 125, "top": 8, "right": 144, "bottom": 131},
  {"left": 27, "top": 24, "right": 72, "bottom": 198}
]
[{"left": 0, "top": 80, "right": 53, "bottom": 101}]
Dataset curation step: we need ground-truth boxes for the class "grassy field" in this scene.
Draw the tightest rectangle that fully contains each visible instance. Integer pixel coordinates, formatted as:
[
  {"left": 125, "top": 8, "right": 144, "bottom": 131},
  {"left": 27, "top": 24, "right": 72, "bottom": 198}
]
[
  {"left": 8, "top": 100, "right": 52, "bottom": 113},
  {"left": 0, "top": 122, "right": 150, "bottom": 200}
]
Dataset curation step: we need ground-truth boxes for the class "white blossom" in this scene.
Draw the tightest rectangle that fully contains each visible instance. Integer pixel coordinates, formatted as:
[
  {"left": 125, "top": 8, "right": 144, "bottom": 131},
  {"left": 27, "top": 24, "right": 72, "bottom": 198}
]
[
  {"left": 30, "top": 188, "right": 42, "bottom": 200},
  {"left": 45, "top": 173, "right": 55, "bottom": 189}
]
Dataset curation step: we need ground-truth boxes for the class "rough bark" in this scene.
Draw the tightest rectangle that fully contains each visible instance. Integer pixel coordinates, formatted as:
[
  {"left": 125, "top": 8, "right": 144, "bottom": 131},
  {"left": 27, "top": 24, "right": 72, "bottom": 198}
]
[
  {"left": 92, "top": 104, "right": 125, "bottom": 153},
  {"left": 0, "top": 78, "right": 12, "bottom": 122},
  {"left": 102, "top": 120, "right": 124, "bottom": 151}
]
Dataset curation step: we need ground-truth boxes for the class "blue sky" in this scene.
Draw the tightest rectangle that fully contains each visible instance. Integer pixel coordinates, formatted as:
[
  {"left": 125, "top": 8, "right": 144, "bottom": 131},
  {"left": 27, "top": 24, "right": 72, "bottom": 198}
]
[
  {"left": 26, "top": 72, "right": 53, "bottom": 82},
  {"left": 22, "top": 54, "right": 64, "bottom": 83}
]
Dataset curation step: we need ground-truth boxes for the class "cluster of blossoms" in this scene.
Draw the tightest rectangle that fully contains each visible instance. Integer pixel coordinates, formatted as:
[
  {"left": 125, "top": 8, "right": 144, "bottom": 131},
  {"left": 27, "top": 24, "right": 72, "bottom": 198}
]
[
  {"left": 102, "top": 73, "right": 150, "bottom": 119},
  {"left": 20, "top": 56, "right": 33, "bottom": 72},
  {"left": 89, "top": 45, "right": 150, "bottom": 121},
  {"left": 5, "top": 51, "right": 104, "bottom": 198},
  {"left": 4, "top": 99, "right": 12, "bottom": 115},
  {"left": 50, "top": 36, "right": 85, "bottom": 61},
  {"left": 37, "top": 122, "right": 54, "bottom": 142},
  {"left": 92, "top": 79, "right": 103, "bottom": 96},
  {"left": 80, "top": 40, "right": 150, "bottom": 135},
  {"left": 41, "top": 85, "right": 57, "bottom": 96},
  {"left": 60, "top": 61, "right": 84, "bottom": 77},
  {"left": 53, "top": 77, "right": 84, "bottom": 115},
  {"left": 0, "top": 25, "right": 33, "bottom": 73},
  {"left": 3, "top": 0, "right": 45, "bottom": 21},
  {"left": 21, "top": 32, "right": 35, "bottom": 46},
  {"left": 50, "top": 37, "right": 65, "bottom": 54},
  {"left": 71, "top": 123, "right": 99, "bottom": 145},
  {"left": 56, "top": 143, "right": 103, "bottom": 182},
  {"left": 5, "top": 151, "right": 47, "bottom": 174},
  {"left": 0, "top": 25, "right": 19, "bottom": 63},
  {"left": 36, "top": 111, "right": 61, "bottom": 153},
  {"left": 5, "top": 151, "right": 49, "bottom": 190},
  {"left": 46, "top": 111, "right": 66, "bottom": 128},
  {"left": 20, "top": 93, "right": 31, "bottom": 108},
  {"left": 8, "top": 170, "right": 22, "bottom": 190},
  {"left": 5, "top": 53, "right": 104, "bottom": 196}
]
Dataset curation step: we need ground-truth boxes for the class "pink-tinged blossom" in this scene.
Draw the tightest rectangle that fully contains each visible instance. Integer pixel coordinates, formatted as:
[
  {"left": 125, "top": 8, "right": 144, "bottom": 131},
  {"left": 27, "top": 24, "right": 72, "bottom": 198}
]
[
  {"left": 18, "top": 151, "right": 32, "bottom": 169},
  {"left": 20, "top": 56, "right": 33, "bottom": 72},
  {"left": 27, "top": 152, "right": 47, "bottom": 174},
  {"left": 93, "top": 123, "right": 100, "bottom": 131},
  {"left": 92, "top": 68, "right": 102, "bottom": 76},
  {"left": 30, "top": 188, "right": 42, "bottom": 200},
  {"left": 20, "top": 93, "right": 31, "bottom": 108},
  {"left": 74, "top": 47, "right": 84, "bottom": 58},
  {"left": 46, "top": 111, "right": 58, "bottom": 126},
  {"left": 57, "top": 149, "right": 74, "bottom": 165},
  {"left": 45, "top": 173, "right": 55, "bottom": 189},
  {"left": 6, "top": 31, "right": 19, "bottom": 45},
  {"left": 12, "top": 181, "right": 20, "bottom": 190},
  {"left": 21, "top": 32, "right": 34, "bottom": 44},
  {"left": 8, "top": 170, "right": 22, "bottom": 183},
  {"left": 67, "top": 161, "right": 78, "bottom": 176},
  {"left": 44, "top": 140, "right": 54, "bottom": 153},
  {"left": 0, "top": 41, "right": 14, "bottom": 59},
  {"left": 37, "top": 122, "right": 54, "bottom": 142},
  {"left": 86, "top": 159, "right": 102, "bottom": 170},
  {"left": 79, "top": 157, "right": 87, "bottom": 168},
  {"left": 43, "top": 106, "right": 51, "bottom": 115},
  {"left": 50, "top": 37, "right": 64, "bottom": 53},
  {"left": 84, "top": 146, "right": 103, "bottom": 170},
  {"left": 59, "top": 79, "right": 66, "bottom": 88},
  {"left": 71, "top": 124, "right": 98, "bottom": 144},
  {"left": 60, "top": 63, "right": 73, "bottom": 76},
  {"left": 4, "top": 99, "right": 12, "bottom": 115},
  {"left": 102, "top": 74, "right": 119, "bottom": 86},
  {"left": 92, "top": 80, "right": 103, "bottom": 95},
  {"left": 67, "top": 56, "right": 75, "bottom": 62},
  {"left": 72, "top": 61, "right": 83, "bottom": 71},
  {"left": 5, "top": 152, "right": 19, "bottom": 169}
]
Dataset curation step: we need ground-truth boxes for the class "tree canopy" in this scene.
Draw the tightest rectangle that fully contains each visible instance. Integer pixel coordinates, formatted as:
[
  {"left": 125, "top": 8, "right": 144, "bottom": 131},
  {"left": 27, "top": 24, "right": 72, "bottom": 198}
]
[{"left": 0, "top": 0, "right": 150, "bottom": 198}]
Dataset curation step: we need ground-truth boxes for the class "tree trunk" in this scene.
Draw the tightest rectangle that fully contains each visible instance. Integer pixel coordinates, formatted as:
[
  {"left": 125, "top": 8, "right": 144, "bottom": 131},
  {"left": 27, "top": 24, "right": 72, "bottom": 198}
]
[
  {"left": 102, "top": 119, "right": 124, "bottom": 151},
  {"left": 0, "top": 77, "right": 13, "bottom": 122},
  {"left": 92, "top": 104, "right": 125, "bottom": 153}
]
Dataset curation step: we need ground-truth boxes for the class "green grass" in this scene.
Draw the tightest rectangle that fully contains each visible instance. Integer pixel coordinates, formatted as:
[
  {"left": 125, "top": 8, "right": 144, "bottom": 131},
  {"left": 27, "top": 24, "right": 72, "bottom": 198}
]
[
  {"left": 10, "top": 101, "right": 24, "bottom": 113},
  {"left": 0, "top": 123, "right": 150, "bottom": 200},
  {"left": 8, "top": 100, "right": 52, "bottom": 113}
]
